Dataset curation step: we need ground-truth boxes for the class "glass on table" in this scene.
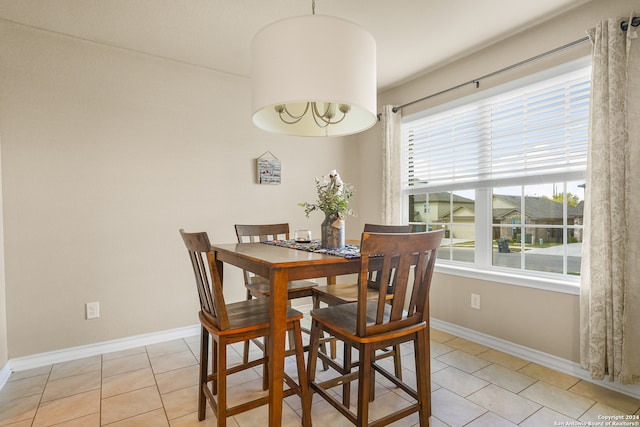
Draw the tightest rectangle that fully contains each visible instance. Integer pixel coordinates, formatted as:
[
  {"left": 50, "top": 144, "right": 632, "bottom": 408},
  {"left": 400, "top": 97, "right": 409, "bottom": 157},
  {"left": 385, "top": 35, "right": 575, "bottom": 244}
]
[{"left": 294, "top": 230, "right": 312, "bottom": 243}]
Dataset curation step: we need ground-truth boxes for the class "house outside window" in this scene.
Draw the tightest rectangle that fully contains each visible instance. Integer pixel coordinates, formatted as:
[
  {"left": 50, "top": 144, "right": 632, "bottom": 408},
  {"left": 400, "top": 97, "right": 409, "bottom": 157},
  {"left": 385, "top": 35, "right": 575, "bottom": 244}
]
[{"left": 402, "top": 61, "right": 590, "bottom": 292}]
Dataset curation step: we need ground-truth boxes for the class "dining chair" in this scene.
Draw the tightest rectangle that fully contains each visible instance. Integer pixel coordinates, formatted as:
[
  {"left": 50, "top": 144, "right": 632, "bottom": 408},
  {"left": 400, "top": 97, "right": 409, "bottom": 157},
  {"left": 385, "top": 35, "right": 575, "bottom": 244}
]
[
  {"left": 234, "top": 223, "right": 326, "bottom": 367},
  {"left": 306, "top": 230, "right": 444, "bottom": 427},
  {"left": 311, "top": 223, "right": 411, "bottom": 392},
  {"left": 179, "top": 229, "right": 312, "bottom": 427},
  {"left": 235, "top": 223, "right": 319, "bottom": 301}
]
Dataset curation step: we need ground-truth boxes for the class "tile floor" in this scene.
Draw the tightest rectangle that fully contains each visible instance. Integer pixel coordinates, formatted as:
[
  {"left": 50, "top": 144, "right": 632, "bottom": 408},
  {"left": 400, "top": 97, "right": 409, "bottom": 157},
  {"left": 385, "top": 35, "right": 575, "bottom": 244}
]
[{"left": 1, "top": 321, "right": 639, "bottom": 426}]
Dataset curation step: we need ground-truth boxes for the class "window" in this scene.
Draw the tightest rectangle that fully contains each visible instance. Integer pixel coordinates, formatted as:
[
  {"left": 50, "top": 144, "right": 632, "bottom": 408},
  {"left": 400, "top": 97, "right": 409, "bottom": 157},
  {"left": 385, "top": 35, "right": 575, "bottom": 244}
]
[{"left": 402, "top": 62, "right": 590, "bottom": 290}]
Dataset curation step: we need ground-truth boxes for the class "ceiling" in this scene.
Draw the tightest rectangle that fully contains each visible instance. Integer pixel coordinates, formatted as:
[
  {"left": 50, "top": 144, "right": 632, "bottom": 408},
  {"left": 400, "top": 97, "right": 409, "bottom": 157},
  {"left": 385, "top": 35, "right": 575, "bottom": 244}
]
[{"left": 0, "top": 0, "right": 590, "bottom": 92}]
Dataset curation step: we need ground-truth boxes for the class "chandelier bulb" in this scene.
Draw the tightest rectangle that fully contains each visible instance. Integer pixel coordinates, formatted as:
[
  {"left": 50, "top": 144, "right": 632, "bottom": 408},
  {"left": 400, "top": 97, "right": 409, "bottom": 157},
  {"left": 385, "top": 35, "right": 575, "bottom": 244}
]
[{"left": 338, "top": 104, "right": 351, "bottom": 114}]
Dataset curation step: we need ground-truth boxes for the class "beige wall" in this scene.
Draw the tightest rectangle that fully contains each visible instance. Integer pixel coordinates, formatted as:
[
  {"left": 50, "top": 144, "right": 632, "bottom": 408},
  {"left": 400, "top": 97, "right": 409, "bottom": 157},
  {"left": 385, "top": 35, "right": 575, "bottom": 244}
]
[
  {"left": 0, "top": 21, "right": 358, "bottom": 358},
  {"left": 355, "top": 0, "right": 638, "bottom": 364},
  {"left": 0, "top": 134, "right": 6, "bottom": 369}
]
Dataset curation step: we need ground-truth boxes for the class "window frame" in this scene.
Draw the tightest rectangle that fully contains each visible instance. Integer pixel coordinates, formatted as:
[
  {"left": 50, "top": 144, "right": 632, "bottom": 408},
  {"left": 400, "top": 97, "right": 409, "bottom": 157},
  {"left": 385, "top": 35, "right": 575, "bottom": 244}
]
[{"left": 401, "top": 59, "right": 591, "bottom": 295}]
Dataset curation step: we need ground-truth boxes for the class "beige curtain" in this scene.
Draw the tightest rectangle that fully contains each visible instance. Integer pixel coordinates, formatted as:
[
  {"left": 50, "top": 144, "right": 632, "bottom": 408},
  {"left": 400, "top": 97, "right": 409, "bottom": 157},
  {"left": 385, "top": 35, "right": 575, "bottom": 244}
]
[
  {"left": 580, "top": 14, "right": 640, "bottom": 385},
  {"left": 381, "top": 105, "right": 402, "bottom": 224}
]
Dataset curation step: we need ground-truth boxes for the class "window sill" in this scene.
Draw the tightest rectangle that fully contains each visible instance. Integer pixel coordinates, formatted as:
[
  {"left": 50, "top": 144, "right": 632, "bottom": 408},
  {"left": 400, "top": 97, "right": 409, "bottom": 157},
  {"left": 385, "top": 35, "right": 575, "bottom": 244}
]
[{"left": 434, "top": 263, "right": 580, "bottom": 295}]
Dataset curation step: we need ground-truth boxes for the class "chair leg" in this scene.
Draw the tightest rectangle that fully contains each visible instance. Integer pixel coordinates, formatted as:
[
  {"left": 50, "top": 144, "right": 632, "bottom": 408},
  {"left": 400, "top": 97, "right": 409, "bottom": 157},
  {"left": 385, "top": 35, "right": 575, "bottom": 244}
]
[
  {"left": 293, "top": 321, "right": 312, "bottom": 427},
  {"left": 369, "top": 348, "right": 376, "bottom": 402},
  {"left": 415, "top": 329, "right": 431, "bottom": 427},
  {"left": 212, "top": 337, "right": 218, "bottom": 396},
  {"left": 217, "top": 337, "right": 228, "bottom": 427},
  {"left": 357, "top": 343, "right": 372, "bottom": 426},
  {"left": 342, "top": 342, "right": 351, "bottom": 408},
  {"left": 242, "top": 289, "right": 252, "bottom": 364},
  {"left": 393, "top": 344, "right": 403, "bottom": 380},
  {"left": 317, "top": 332, "right": 330, "bottom": 371},
  {"left": 307, "top": 318, "right": 321, "bottom": 382},
  {"left": 262, "top": 336, "right": 269, "bottom": 391},
  {"left": 312, "top": 293, "right": 331, "bottom": 369},
  {"left": 198, "top": 326, "right": 208, "bottom": 421}
]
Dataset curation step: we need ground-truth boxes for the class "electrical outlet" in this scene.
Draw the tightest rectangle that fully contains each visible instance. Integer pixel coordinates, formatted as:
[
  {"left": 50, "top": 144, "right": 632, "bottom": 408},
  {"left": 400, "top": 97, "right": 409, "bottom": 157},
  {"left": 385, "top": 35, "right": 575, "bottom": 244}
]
[
  {"left": 86, "top": 301, "right": 100, "bottom": 319},
  {"left": 471, "top": 294, "right": 481, "bottom": 310}
]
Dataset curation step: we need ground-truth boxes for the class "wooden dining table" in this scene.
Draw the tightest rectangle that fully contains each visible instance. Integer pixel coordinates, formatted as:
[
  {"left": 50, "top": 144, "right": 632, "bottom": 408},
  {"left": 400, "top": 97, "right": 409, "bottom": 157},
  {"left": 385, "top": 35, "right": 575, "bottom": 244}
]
[{"left": 210, "top": 241, "right": 362, "bottom": 426}]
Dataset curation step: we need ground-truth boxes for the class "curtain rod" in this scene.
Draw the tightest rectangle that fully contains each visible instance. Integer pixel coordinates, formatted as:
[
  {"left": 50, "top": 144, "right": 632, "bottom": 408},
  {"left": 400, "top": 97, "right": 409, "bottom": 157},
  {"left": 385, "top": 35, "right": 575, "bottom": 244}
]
[{"left": 392, "top": 36, "right": 590, "bottom": 113}]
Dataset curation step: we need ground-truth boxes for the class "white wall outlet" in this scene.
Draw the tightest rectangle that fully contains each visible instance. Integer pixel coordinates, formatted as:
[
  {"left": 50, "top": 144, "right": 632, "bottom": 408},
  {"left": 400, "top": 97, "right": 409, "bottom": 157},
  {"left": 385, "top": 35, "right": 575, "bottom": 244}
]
[
  {"left": 471, "top": 293, "right": 481, "bottom": 310},
  {"left": 86, "top": 301, "right": 100, "bottom": 319}
]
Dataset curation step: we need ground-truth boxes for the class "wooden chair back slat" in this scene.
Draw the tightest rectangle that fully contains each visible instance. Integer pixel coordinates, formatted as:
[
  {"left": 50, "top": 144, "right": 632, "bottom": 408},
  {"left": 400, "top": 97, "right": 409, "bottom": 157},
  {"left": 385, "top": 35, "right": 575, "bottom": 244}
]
[
  {"left": 362, "top": 224, "right": 411, "bottom": 293},
  {"left": 235, "top": 223, "right": 291, "bottom": 286},
  {"left": 235, "top": 223, "right": 291, "bottom": 243},
  {"left": 356, "top": 230, "right": 444, "bottom": 338},
  {"left": 179, "top": 229, "right": 229, "bottom": 330}
]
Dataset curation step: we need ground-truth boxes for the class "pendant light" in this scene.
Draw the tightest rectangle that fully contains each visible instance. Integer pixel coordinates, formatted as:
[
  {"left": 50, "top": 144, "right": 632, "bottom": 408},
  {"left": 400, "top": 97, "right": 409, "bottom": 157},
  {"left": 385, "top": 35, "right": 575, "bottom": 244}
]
[{"left": 251, "top": 1, "right": 377, "bottom": 137}]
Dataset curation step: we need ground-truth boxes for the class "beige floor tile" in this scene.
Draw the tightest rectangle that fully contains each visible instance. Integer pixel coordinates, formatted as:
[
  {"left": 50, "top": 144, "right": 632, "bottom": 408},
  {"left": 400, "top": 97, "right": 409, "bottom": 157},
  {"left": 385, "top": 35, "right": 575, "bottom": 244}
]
[
  {"left": 468, "top": 384, "right": 541, "bottom": 424},
  {"left": 429, "top": 416, "right": 451, "bottom": 427},
  {"left": 0, "top": 419, "right": 33, "bottom": 427},
  {"left": 102, "top": 367, "right": 157, "bottom": 398},
  {"left": 50, "top": 413, "right": 100, "bottom": 426},
  {"left": 0, "top": 394, "right": 41, "bottom": 426},
  {"left": 146, "top": 339, "right": 190, "bottom": 359},
  {"left": 102, "top": 353, "right": 150, "bottom": 378},
  {"left": 520, "top": 407, "right": 577, "bottom": 427},
  {"left": 466, "top": 411, "right": 518, "bottom": 426},
  {"left": 41, "top": 370, "right": 101, "bottom": 402},
  {"left": 48, "top": 356, "right": 101, "bottom": 381},
  {"left": 431, "top": 388, "right": 487, "bottom": 426},
  {"left": 430, "top": 328, "right": 457, "bottom": 343},
  {"left": 232, "top": 400, "right": 305, "bottom": 427},
  {"left": 6, "top": 366, "right": 51, "bottom": 382},
  {"left": 101, "top": 385, "right": 163, "bottom": 425},
  {"left": 519, "top": 381, "right": 595, "bottom": 419},
  {"left": 325, "top": 374, "right": 397, "bottom": 408},
  {"left": 518, "top": 362, "right": 580, "bottom": 389},
  {"left": 446, "top": 338, "right": 490, "bottom": 356},
  {"left": 149, "top": 350, "right": 198, "bottom": 375},
  {"left": 225, "top": 378, "right": 269, "bottom": 408},
  {"left": 155, "top": 365, "right": 199, "bottom": 395},
  {"left": 105, "top": 408, "right": 169, "bottom": 427},
  {"left": 168, "top": 406, "right": 224, "bottom": 427},
  {"left": 569, "top": 380, "right": 640, "bottom": 414},
  {"left": 368, "top": 388, "right": 419, "bottom": 425},
  {"left": 0, "top": 373, "right": 48, "bottom": 403},
  {"left": 226, "top": 364, "right": 263, "bottom": 388},
  {"left": 161, "top": 384, "right": 200, "bottom": 420},
  {"left": 437, "top": 350, "right": 491, "bottom": 373},
  {"left": 580, "top": 402, "right": 635, "bottom": 422},
  {"left": 473, "top": 363, "right": 536, "bottom": 393},
  {"left": 477, "top": 349, "right": 529, "bottom": 371},
  {"left": 430, "top": 357, "right": 449, "bottom": 373},
  {"left": 6, "top": 317, "right": 640, "bottom": 427},
  {"left": 432, "top": 366, "right": 489, "bottom": 397},
  {"left": 430, "top": 341, "right": 454, "bottom": 358},
  {"left": 102, "top": 346, "right": 147, "bottom": 361},
  {"left": 32, "top": 389, "right": 100, "bottom": 427}
]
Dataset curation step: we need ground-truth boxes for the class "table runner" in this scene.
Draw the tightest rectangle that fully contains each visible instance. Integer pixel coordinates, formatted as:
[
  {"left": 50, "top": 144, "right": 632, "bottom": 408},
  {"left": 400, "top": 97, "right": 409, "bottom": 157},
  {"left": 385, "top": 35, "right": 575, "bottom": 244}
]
[{"left": 263, "top": 239, "right": 361, "bottom": 259}]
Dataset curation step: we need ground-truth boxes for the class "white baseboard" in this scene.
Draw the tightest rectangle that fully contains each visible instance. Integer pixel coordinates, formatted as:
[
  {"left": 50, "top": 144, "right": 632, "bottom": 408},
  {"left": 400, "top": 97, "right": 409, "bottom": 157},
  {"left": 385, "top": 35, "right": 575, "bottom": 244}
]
[
  {"left": 430, "top": 318, "right": 640, "bottom": 400},
  {"left": 0, "top": 362, "right": 11, "bottom": 391},
  {"left": 0, "top": 324, "right": 200, "bottom": 390}
]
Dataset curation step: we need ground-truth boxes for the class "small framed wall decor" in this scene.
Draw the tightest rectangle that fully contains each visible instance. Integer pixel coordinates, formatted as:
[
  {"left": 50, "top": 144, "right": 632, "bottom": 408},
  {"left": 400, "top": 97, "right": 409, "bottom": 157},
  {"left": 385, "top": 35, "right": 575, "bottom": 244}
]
[{"left": 256, "top": 151, "right": 281, "bottom": 184}]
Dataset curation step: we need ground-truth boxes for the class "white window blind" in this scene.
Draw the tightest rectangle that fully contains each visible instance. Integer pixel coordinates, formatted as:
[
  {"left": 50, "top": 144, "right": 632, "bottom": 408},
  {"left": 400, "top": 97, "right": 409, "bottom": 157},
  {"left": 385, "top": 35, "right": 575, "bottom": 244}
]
[{"left": 402, "top": 67, "right": 591, "bottom": 189}]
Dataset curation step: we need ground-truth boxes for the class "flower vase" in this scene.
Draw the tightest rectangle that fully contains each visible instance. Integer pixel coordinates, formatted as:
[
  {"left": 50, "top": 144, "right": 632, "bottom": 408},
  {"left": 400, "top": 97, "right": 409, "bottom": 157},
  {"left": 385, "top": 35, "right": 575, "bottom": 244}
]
[{"left": 321, "top": 214, "right": 345, "bottom": 248}]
